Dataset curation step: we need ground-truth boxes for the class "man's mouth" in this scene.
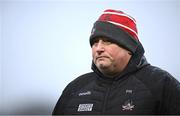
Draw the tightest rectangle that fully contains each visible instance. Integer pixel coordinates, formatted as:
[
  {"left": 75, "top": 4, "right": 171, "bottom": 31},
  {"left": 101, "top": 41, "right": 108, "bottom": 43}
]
[{"left": 96, "top": 56, "right": 109, "bottom": 60}]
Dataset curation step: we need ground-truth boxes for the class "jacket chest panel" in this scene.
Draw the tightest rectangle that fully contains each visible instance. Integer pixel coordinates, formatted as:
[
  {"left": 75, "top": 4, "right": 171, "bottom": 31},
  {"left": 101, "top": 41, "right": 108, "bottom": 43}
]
[
  {"left": 63, "top": 77, "right": 156, "bottom": 114},
  {"left": 104, "top": 77, "right": 157, "bottom": 114}
]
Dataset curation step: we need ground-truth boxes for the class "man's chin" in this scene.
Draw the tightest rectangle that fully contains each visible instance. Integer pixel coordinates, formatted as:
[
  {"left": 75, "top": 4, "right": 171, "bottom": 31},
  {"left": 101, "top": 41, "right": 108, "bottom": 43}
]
[{"left": 97, "top": 63, "right": 110, "bottom": 69}]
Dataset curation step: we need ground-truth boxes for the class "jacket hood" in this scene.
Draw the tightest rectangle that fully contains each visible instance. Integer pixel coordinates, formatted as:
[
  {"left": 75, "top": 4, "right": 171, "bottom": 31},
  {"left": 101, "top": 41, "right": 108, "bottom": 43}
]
[{"left": 91, "top": 42, "right": 149, "bottom": 81}]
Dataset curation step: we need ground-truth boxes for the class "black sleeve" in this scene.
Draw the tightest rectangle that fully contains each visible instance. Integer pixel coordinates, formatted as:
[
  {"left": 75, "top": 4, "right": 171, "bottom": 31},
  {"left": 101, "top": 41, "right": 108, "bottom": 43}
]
[
  {"left": 52, "top": 73, "right": 95, "bottom": 115},
  {"left": 52, "top": 85, "right": 71, "bottom": 115},
  {"left": 162, "top": 73, "right": 180, "bottom": 114},
  {"left": 52, "top": 95, "right": 64, "bottom": 115}
]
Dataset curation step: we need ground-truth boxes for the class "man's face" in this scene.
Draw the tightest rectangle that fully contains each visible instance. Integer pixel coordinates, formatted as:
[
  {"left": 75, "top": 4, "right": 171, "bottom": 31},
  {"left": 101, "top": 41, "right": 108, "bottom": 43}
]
[{"left": 92, "top": 37, "right": 132, "bottom": 76}]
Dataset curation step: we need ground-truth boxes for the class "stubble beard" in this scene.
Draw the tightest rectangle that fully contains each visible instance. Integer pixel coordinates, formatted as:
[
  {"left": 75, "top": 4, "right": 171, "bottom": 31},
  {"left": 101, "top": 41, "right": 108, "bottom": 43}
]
[{"left": 95, "top": 58, "right": 113, "bottom": 71}]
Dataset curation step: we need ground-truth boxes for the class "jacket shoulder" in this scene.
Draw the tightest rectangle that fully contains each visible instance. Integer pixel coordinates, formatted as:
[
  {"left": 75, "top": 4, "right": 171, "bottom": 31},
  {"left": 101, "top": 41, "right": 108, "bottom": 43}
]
[
  {"left": 62, "top": 72, "right": 96, "bottom": 96},
  {"left": 52, "top": 72, "right": 96, "bottom": 115},
  {"left": 135, "top": 65, "right": 180, "bottom": 114},
  {"left": 68, "top": 72, "right": 96, "bottom": 88},
  {"left": 136, "top": 65, "right": 176, "bottom": 83},
  {"left": 134, "top": 65, "right": 177, "bottom": 101}
]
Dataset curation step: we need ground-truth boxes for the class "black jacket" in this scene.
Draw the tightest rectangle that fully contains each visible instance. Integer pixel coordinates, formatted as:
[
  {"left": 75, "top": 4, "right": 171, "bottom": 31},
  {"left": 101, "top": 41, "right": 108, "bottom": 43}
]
[{"left": 53, "top": 44, "right": 180, "bottom": 115}]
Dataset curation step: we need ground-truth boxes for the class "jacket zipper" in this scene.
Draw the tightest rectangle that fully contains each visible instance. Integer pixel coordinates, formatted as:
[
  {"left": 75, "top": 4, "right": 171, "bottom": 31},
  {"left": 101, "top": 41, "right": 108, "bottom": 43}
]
[{"left": 102, "top": 82, "right": 113, "bottom": 114}]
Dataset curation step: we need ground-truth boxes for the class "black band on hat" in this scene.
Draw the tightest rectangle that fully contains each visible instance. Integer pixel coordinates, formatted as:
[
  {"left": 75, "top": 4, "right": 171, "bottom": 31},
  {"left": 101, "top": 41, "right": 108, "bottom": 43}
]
[{"left": 90, "top": 21, "right": 138, "bottom": 53}]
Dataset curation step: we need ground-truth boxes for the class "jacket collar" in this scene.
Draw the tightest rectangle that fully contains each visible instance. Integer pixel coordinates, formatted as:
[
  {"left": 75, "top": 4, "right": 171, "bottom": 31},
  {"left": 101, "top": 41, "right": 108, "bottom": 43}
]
[{"left": 91, "top": 42, "right": 149, "bottom": 81}]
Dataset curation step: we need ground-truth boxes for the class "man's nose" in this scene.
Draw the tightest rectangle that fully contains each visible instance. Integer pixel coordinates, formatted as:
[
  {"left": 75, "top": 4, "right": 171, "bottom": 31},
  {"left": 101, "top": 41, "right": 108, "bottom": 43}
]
[{"left": 96, "top": 40, "right": 105, "bottom": 53}]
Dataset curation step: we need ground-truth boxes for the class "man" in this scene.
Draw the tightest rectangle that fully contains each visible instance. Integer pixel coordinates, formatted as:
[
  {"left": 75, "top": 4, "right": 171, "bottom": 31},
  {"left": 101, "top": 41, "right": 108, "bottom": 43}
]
[{"left": 53, "top": 9, "right": 180, "bottom": 114}]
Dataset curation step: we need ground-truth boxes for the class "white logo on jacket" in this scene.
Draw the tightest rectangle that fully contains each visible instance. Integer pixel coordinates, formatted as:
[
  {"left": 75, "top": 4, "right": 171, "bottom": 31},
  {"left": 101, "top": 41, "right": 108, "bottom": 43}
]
[
  {"left": 122, "top": 99, "right": 135, "bottom": 111},
  {"left": 77, "top": 103, "right": 93, "bottom": 112},
  {"left": 78, "top": 91, "right": 91, "bottom": 96}
]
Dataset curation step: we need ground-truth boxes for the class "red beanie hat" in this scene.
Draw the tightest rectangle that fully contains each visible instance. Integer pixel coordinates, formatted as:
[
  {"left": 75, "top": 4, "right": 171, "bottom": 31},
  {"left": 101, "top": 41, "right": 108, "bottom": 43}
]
[{"left": 90, "top": 9, "right": 139, "bottom": 53}]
